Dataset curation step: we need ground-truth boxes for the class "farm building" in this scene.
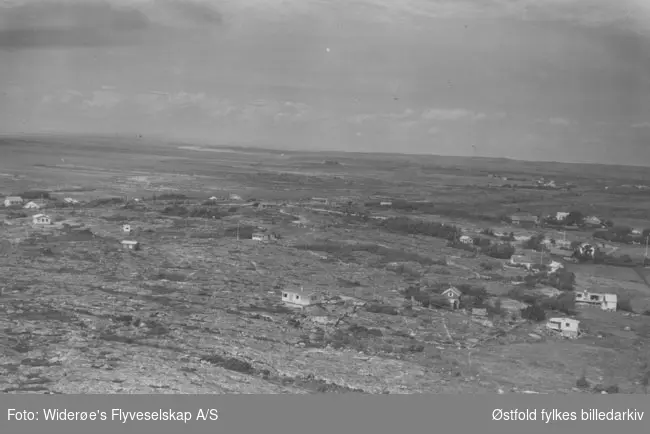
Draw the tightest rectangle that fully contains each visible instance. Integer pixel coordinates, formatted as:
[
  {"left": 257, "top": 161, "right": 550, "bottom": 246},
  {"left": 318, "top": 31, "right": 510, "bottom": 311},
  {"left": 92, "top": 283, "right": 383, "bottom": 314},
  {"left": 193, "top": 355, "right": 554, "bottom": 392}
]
[
  {"left": 311, "top": 197, "right": 329, "bottom": 205},
  {"left": 23, "top": 201, "right": 43, "bottom": 209},
  {"left": 122, "top": 224, "right": 132, "bottom": 233},
  {"left": 282, "top": 290, "right": 322, "bottom": 307},
  {"left": 441, "top": 286, "right": 462, "bottom": 309},
  {"left": 121, "top": 240, "right": 140, "bottom": 250},
  {"left": 556, "top": 212, "right": 570, "bottom": 221},
  {"left": 546, "top": 317, "right": 580, "bottom": 338},
  {"left": 32, "top": 214, "right": 51, "bottom": 225},
  {"left": 575, "top": 291, "right": 617, "bottom": 312},
  {"left": 511, "top": 213, "right": 539, "bottom": 228},
  {"left": 4, "top": 196, "right": 23, "bottom": 207},
  {"left": 510, "top": 252, "right": 552, "bottom": 270},
  {"left": 255, "top": 202, "right": 277, "bottom": 210},
  {"left": 583, "top": 216, "right": 602, "bottom": 227},
  {"left": 252, "top": 232, "right": 277, "bottom": 242}
]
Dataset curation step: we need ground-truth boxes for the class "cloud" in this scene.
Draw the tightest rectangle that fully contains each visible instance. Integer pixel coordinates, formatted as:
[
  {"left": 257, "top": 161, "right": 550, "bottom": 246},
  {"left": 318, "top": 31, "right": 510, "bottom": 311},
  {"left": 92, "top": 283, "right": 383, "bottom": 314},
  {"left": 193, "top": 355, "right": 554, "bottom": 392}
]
[
  {"left": 82, "top": 90, "right": 123, "bottom": 110},
  {"left": 40, "top": 88, "right": 316, "bottom": 126},
  {"left": 421, "top": 108, "right": 487, "bottom": 121},
  {"left": 547, "top": 117, "right": 571, "bottom": 126},
  {"left": 0, "top": 1, "right": 150, "bottom": 49},
  {"left": 632, "top": 121, "right": 650, "bottom": 128},
  {"left": 154, "top": 0, "right": 222, "bottom": 26},
  {"left": 0, "top": 0, "right": 223, "bottom": 50}
]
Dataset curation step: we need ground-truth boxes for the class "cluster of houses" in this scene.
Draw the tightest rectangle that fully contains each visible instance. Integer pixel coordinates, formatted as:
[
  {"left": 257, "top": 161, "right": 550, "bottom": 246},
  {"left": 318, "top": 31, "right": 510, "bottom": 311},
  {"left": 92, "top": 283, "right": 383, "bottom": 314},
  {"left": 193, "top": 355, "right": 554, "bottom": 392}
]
[
  {"left": 509, "top": 211, "right": 604, "bottom": 229},
  {"left": 4, "top": 196, "right": 80, "bottom": 208}
]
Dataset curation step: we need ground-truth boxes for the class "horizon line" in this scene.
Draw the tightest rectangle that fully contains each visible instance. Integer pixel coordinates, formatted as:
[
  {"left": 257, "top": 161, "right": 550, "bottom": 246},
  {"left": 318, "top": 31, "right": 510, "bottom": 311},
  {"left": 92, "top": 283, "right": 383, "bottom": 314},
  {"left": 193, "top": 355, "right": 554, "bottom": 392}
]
[{"left": 1, "top": 131, "right": 648, "bottom": 170}]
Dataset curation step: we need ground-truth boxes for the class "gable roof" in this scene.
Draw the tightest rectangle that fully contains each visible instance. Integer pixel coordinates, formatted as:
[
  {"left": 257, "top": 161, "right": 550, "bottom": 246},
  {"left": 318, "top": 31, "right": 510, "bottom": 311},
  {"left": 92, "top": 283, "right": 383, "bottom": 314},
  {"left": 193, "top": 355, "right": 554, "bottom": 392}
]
[
  {"left": 511, "top": 214, "right": 538, "bottom": 222},
  {"left": 32, "top": 213, "right": 49, "bottom": 219},
  {"left": 441, "top": 286, "right": 462, "bottom": 297}
]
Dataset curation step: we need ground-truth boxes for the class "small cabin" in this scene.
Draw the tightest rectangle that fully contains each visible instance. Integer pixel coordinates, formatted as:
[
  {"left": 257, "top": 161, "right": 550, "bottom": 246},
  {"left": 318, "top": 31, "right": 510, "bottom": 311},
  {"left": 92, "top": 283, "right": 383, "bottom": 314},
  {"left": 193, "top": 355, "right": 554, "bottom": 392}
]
[
  {"left": 546, "top": 317, "right": 580, "bottom": 338},
  {"left": 121, "top": 240, "right": 140, "bottom": 250},
  {"left": 4, "top": 196, "right": 23, "bottom": 207},
  {"left": 575, "top": 291, "right": 617, "bottom": 312},
  {"left": 252, "top": 232, "right": 277, "bottom": 242},
  {"left": 441, "top": 286, "right": 462, "bottom": 309},
  {"left": 23, "top": 201, "right": 43, "bottom": 209},
  {"left": 282, "top": 290, "right": 322, "bottom": 307},
  {"left": 122, "top": 224, "right": 132, "bottom": 233},
  {"left": 32, "top": 214, "right": 51, "bottom": 225}
]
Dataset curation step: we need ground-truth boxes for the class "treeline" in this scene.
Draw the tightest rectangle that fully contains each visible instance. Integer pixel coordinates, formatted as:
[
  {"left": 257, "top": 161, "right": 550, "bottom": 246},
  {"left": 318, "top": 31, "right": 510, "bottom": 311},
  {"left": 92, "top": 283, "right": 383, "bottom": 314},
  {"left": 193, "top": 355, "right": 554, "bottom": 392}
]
[
  {"left": 160, "top": 205, "right": 229, "bottom": 219},
  {"left": 365, "top": 200, "right": 499, "bottom": 222}
]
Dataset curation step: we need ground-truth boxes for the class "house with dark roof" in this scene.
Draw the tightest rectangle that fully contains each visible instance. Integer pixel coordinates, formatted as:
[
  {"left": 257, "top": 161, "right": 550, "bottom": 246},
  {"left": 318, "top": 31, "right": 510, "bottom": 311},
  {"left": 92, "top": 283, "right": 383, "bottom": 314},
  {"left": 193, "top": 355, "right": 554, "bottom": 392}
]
[{"left": 510, "top": 212, "right": 539, "bottom": 228}]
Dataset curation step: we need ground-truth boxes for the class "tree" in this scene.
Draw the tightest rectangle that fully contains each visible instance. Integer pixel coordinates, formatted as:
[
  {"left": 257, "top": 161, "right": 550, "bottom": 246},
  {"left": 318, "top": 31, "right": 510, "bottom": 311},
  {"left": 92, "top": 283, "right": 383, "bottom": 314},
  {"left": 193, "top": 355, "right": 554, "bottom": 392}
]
[
  {"left": 521, "top": 303, "right": 546, "bottom": 322},
  {"left": 565, "top": 211, "right": 584, "bottom": 227}
]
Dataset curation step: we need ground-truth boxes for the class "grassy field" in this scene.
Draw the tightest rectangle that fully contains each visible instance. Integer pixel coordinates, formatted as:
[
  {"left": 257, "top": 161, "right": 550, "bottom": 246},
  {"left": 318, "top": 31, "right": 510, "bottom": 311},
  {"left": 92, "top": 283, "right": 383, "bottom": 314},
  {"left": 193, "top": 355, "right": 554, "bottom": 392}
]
[{"left": 1, "top": 134, "right": 649, "bottom": 394}]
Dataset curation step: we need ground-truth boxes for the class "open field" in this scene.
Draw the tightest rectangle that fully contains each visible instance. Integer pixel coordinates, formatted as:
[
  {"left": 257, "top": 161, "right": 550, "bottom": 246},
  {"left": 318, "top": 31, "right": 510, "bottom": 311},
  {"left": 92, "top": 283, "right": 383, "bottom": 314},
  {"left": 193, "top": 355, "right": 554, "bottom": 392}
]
[{"left": 1, "top": 135, "right": 650, "bottom": 394}]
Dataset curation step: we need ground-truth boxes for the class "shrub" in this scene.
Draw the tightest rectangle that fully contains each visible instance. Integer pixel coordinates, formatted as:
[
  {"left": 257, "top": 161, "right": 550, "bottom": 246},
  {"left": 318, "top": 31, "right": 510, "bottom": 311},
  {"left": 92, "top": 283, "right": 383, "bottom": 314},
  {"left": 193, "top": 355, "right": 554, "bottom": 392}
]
[
  {"left": 379, "top": 217, "right": 460, "bottom": 240},
  {"left": 521, "top": 303, "right": 546, "bottom": 322},
  {"left": 617, "top": 298, "right": 634, "bottom": 312},
  {"left": 548, "top": 269, "right": 576, "bottom": 291},
  {"left": 19, "top": 190, "right": 50, "bottom": 200},
  {"left": 576, "top": 375, "right": 590, "bottom": 389},
  {"left": 365, "top": 304, "right": 398, "bottom": 315},
  {"left": 482, "top": 243, "right": 515, "bottom": 259}
]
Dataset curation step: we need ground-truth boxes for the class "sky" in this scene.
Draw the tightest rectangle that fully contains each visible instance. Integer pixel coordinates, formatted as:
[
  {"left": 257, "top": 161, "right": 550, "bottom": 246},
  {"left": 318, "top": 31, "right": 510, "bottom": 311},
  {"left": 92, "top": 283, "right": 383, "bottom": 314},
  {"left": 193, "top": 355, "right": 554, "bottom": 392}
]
[{"left": 1, "top": 0, "right": 650, "bottom": 165}]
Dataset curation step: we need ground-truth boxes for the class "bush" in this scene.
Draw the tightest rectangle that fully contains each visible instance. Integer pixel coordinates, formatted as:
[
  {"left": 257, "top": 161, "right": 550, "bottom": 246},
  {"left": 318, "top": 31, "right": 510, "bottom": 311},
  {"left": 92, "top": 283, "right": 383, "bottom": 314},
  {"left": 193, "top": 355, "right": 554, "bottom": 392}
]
[
  {"left": 548, "top": 269, "right": 576, "bottom": 291},
  {"left": 19, "top": 190, "right": 50, "bottom": 200},
  {"left": 482, "top": 243, "right": 515, "bottom": 259},
  {"left": 365, "top": 304, "right": 398, "bottom": 315},
  {"left": 542, "top": 293, "right": 576, "bottom": 315},
  {"left": 576, "top": 375, "right": 590, "bottom": 389},
  {"left": 524, "top": 234, "right": 546, "bottom": 251},
  {"left": 617, "top": 298, "right": 634, "bottom": 312},
  {"left": 379, "top": 217, "right": 460, "bottom": 240},
  {"left": 521, "top": 303, "right": 546, "bottom": 322}
]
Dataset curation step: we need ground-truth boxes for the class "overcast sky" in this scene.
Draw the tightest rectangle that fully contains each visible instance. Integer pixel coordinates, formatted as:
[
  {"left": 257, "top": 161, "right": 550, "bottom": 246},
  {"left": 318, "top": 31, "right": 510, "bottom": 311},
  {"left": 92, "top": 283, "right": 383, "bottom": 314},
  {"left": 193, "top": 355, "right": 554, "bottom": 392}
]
[{"left": 1, "top": 0, "right": 650, "bottom": 165}]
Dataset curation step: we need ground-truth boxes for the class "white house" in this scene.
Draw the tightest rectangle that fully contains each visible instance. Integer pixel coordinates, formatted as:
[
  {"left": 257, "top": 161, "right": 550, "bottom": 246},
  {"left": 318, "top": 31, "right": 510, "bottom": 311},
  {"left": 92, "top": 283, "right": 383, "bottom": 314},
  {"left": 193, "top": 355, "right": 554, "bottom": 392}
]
[
  {"left": 252, "top": 232, "right": 276, "bottom": 241},
  {"left": 546, "top": 317, "right": 580, "bottom": 338},
  {"left": 459, "top": 235, "right": 473, "bottom": 244},
  {"left": 122, "top": 224, "right": 132, "bottom": 233},
  {"left": 575, "top": 291, "right": 617, "bottom": 312},
  {"left": 311, "top": 197, "right": 329, "bottom": 205},
  {"left": 208, "top": 196, "right": 218, "bottom": 201},
  {"left": 556, "top": 212, "right": 570, "bottom": 221},
  {"left": 23, "top": 201, "right": 42, "bottom": 209},
  {"left": 229, "top": 194, "right": 242, "bottom": 201},
  {"left": 441, "top": 286, "right": 462, "bottom": 309},
  {"left": 632, "top": 228, "right": 642, "bottom": 235},
  {"left": 380, "top": 201, "right": 392, "bottom": 206},
  {"left": 282, "top": 290, "right": 322, "bottom": 307},
  {"left": 63, "top": 197, "right": 79, "bottom": 204},
  {"left": 121, "top": 240, "right": 140, "bottom": 250},
  {"left": 32, "top": 214, "right": 51, "bottom": 225},
  {"left": 4, "top": 196, "right": 23, "bottom": 207},
  {"left": 584, "top": 216, "right": 602, "bottom": 227}
]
